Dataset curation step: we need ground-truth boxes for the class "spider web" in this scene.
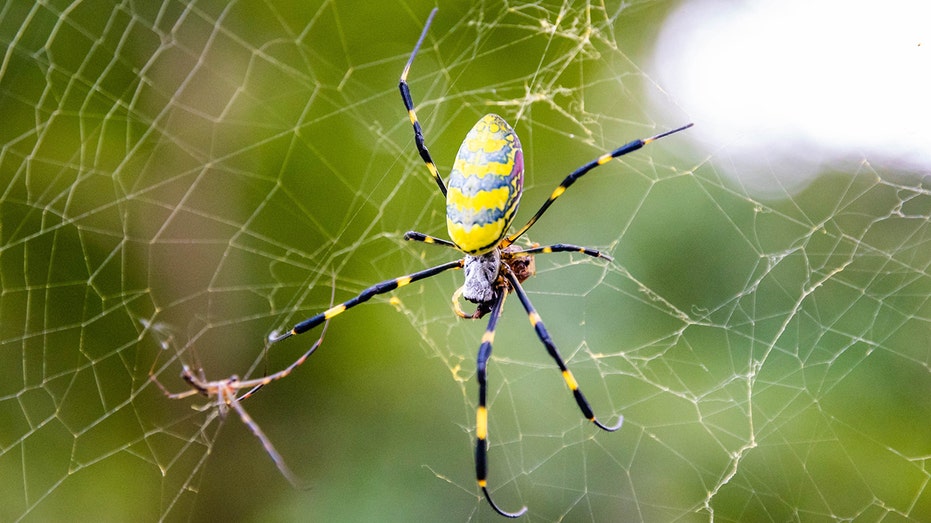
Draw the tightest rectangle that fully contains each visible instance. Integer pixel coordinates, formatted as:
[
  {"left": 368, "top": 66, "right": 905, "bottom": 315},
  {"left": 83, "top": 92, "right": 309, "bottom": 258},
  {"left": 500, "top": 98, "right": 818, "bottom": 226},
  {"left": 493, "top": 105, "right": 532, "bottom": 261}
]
[{"left": 2, "top": 0, "right": 930, "bottom": 521}]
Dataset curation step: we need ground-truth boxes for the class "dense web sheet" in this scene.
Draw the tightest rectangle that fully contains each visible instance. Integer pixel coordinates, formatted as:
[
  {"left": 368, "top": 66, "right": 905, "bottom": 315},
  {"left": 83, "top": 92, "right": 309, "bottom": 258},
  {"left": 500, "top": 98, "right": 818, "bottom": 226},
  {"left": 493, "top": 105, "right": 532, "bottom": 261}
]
[{"left": 2, "top": 1, "right": 930, "bottom": 521}]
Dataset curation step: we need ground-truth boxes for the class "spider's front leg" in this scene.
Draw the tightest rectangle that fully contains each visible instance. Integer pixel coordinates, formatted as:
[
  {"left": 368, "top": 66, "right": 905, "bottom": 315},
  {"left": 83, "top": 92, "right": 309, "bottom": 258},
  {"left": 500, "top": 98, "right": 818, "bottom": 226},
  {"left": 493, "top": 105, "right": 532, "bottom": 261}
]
[
  {"left": 501, "top": 266, "right": 624, "bottom": 432},
  {"left": 473, "top": 289, "right": 528, "bottom": 518}
]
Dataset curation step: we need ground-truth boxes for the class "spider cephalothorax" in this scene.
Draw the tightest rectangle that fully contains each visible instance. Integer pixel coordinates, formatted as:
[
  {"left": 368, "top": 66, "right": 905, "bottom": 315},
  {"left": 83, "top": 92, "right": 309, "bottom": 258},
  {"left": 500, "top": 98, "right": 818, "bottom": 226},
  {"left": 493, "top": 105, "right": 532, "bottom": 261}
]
[{"left": 455, "top": 244, "right": 537, "bottom": 319}]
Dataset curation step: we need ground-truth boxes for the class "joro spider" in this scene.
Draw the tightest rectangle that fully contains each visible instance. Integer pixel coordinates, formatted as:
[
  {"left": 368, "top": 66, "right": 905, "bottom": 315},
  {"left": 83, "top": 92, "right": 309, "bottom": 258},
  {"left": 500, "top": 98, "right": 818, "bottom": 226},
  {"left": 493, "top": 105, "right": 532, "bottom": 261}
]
[
  {"left": 151, "top": 331, "right": 327, "bottom": 489},
  {"left": 270, "top": 8, "right": 692, "bottom": 518}
]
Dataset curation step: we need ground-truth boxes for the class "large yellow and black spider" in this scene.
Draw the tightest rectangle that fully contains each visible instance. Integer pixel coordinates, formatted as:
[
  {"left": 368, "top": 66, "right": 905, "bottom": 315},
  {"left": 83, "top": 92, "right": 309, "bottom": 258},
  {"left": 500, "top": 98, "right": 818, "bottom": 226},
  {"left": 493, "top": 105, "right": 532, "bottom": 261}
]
[{"left": 270, "top": 8, "right": 692, "bottom": 518}]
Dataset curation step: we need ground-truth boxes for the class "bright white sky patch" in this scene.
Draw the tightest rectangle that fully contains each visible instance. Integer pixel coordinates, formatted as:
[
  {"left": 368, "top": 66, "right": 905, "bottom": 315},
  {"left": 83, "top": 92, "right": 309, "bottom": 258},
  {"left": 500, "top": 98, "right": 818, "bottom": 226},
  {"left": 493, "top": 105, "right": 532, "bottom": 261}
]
[{"left": 650, "top": 0, "right": 931, "bottom": 196}]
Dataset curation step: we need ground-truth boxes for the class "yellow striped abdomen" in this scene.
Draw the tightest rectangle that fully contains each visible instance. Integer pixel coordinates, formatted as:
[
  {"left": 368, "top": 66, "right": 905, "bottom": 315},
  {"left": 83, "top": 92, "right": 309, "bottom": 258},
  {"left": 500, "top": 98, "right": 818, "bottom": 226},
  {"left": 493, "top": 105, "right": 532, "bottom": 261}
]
[{"left": 447, "top": 114, "right": 524, "bottom": 255}]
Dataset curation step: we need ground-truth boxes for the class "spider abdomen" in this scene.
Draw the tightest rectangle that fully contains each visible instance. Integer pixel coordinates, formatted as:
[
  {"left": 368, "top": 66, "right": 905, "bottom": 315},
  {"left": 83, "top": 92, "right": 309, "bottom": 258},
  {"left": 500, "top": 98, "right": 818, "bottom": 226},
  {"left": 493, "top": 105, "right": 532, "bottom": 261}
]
[{"left": 447, "top": 114, "right": 524, "bottom": 255}]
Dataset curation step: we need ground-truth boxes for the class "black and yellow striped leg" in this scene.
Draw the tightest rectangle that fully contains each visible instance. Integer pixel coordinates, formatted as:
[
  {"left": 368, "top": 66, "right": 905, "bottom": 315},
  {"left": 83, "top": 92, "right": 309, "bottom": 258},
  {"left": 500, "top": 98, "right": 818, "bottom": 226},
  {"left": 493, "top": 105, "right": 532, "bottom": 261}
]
[
  {"left": 403, "top": 230, "right": 457, "bottom": 249},
  {"left": 504, "top": 123, "right": 694, "bottom": 246},
  {"left": 502, "top": 267, "right": 624, "bottom": 432},
  {"left": 475, "top": 290, "right": 528, "bottom": 518},
  {"left": 271, "top": 259, "right": 463, "bottom": 343},
  {"left": 399, "top": 7, "right": 446, "bottom": 197},
  {"left": 518, "top": 243, "right": 614, "bottom": 261}
]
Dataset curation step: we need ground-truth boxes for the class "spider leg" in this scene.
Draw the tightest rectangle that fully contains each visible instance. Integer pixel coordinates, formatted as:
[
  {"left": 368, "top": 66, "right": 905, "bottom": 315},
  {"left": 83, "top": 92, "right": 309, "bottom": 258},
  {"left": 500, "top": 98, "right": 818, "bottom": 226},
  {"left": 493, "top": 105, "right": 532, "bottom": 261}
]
[
  {"left": 404, "top": 230, "right": 457, "bottom": 249},
  {"left": 271, "top": 259, "right": 464, "bottom": 342},
  {"left": 502, "top": 267, "right": 623, "bottom": 432},
  {"left": 222, "top": 383, "right": 305, "bottom": 488},
  {"left": 235, "top": 332, "right": 327, "bottom": 402},
  {"left": 243, "top": 280, "right": 336, "bottom": 400},
  {"left": 157, "top": 364, "right": 316, "bottom": 487},
  {"left": 451, "top": 285, "right": 495, "bottom": 319},
  {"left": 399, "top": 7, "right": 446, "bottom": 197},
  {"left": 516, "top": 243, "right": 614, "bottom": 261},
  {"left": 475, "top": 289, "right": 528, "bottom": 518},
  {"left": 150, "top": 375, "right": 201, "bottom": 401},
  {"left": 503, "top": 123, "right": 693, "bottom": 246}
]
